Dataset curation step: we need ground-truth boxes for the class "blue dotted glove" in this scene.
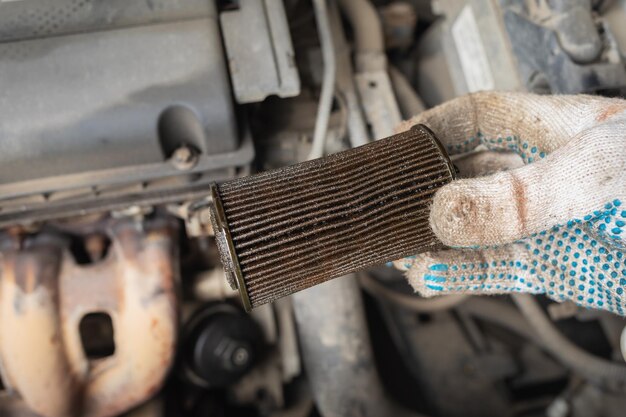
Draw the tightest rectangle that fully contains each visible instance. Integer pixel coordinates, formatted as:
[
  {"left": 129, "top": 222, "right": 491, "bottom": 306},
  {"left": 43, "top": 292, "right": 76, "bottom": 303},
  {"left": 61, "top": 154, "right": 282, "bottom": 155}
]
[{"left": 393, "top": 92, "right": 626, "bottom": 315}]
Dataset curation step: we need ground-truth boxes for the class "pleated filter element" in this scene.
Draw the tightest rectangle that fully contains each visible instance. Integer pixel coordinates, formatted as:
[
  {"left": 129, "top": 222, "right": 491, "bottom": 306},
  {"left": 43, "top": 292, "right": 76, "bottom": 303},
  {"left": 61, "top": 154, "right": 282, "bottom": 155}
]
[{"left": 210, "top": 125, "right": 456, "bottom": 311}]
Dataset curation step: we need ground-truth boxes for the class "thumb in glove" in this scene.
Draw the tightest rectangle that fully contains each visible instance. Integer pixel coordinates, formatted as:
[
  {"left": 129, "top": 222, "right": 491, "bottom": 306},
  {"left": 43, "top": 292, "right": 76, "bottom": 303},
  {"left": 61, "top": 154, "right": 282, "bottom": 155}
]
[{"left": 395, "top": 92, "right": 626, "bottom": 315}]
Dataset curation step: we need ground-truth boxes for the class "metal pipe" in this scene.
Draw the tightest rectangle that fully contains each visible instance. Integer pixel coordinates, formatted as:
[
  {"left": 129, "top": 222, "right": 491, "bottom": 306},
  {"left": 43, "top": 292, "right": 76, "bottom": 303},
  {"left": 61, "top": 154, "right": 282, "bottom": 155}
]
[
  {"left": 308, "top": 0, "right": 337, "bottom": 160},
  {"left": 293, "top": 276, "right": 426, "bottom": 417}
]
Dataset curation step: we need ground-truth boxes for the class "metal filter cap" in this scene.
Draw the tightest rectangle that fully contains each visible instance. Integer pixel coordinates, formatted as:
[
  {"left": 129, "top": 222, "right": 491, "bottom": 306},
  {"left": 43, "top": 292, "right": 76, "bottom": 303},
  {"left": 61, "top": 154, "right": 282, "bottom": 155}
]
[{"left": 210, "top": 125, "right": 456, "bottom": 311}]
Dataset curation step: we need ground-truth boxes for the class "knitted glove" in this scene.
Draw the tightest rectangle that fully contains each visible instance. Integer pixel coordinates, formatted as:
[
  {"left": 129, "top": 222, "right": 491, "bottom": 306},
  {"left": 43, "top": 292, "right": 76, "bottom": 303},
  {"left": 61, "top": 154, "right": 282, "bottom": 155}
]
[{"left": 394, "top": 92, "right": 626, "bottom": 315}]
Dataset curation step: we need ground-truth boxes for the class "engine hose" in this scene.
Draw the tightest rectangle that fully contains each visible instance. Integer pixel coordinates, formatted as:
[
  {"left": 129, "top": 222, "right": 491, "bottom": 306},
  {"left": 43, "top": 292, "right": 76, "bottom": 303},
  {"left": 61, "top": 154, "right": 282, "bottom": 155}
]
[
  {"left": 359, "top": 273, "right": 467, "bottom": 312},
  {"left": 456, "top": 297, "right": 542, "bottom": 345},
  {"left": 512, "top": 294, "right": 626, "bottom": 392},
  {"left": 308, "top": 0, "right": 337, "bottom": 160},
  {"left": 337, "top": 0, "right": 384, "bottom": 59},
  {"left": 388, "top": 66, "right": 426, "bottom": 117}
]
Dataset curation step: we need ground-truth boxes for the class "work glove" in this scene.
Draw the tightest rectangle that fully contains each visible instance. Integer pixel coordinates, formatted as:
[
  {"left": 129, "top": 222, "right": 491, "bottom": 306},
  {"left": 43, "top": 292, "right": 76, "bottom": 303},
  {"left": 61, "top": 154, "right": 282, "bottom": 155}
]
[{"left": 393, "top": 92, "right": 626, "bottom": 315}]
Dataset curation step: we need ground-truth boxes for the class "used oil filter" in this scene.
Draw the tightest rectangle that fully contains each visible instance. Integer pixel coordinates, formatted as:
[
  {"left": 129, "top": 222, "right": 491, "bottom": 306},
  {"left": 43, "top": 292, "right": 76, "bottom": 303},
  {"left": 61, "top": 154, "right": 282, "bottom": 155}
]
[{"left": 210, "top": 125, "right": 456, "bottom": 311}]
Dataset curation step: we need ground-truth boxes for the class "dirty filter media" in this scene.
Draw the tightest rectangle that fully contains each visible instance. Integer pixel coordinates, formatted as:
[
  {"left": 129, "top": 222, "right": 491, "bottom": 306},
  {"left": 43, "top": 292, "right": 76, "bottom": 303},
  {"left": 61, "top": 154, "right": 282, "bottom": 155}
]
[{"left": 210, "top": 125, "right": 456, "bottom": 310}]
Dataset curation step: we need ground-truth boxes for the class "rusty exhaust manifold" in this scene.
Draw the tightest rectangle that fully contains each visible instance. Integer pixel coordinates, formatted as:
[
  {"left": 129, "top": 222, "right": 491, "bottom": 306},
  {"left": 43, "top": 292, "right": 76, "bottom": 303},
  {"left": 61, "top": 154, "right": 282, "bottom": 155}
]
[
  {"left": 0, "top": 218, "right": 178, "bottom": 417},
  {"left": 211, "top": 125, "right": 456, "bottom": 311}
]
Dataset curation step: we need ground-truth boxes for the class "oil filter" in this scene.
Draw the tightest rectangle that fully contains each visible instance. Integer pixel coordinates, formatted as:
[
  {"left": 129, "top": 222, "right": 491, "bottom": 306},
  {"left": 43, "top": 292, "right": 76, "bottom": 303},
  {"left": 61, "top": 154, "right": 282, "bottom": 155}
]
[{"left": 210, "top": 125, "right": 456, "bottom": 311}]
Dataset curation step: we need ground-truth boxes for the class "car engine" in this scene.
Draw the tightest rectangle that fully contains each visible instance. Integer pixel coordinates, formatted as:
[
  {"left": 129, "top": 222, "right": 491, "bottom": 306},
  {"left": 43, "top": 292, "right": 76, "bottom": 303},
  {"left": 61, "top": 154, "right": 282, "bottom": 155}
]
[{"left": 1, "top": 1, "right": 626, "bottom": 416}]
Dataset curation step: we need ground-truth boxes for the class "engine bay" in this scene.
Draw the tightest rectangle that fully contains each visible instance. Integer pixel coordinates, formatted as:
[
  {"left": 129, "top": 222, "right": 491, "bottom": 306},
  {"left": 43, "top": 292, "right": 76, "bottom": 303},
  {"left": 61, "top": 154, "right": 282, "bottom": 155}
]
[{"left": 1, "top": 1, "right": 626, "bottom": 416}]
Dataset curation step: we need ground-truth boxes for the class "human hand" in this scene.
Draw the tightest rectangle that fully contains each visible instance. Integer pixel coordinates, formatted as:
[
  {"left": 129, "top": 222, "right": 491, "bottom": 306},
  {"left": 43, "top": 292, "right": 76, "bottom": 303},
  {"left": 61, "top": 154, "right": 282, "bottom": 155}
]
[{"left": 394, "top": 92, "right": 626, "bottom": 315}]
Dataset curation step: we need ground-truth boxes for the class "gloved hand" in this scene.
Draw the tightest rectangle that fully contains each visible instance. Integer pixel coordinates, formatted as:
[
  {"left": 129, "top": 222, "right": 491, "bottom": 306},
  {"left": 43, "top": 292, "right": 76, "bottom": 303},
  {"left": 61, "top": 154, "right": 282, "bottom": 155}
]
[{"left": 394, "top": 92, "right": 626, "bottom": 315}]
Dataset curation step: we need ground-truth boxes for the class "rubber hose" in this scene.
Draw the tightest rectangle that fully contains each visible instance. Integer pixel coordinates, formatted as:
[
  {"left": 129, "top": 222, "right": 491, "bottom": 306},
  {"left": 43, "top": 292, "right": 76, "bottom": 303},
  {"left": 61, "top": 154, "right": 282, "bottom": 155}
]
[
  {"left": 457, "top": 297, "right": 542, "bottom": 345},
  {"left": 359, "top": 273, "right": 468, "bottom": 312},
  {"left": 337, "top": 0, "right": 384, "bottom": 56},
  {"left": 389, "top": 66, "right": 426, "bottom": 117},
  {"left": 308, "top": 0, "right": 337, "bottom": 160},
  {"left": 512, "top": 294, "right": 626, "bottom": 391}
]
